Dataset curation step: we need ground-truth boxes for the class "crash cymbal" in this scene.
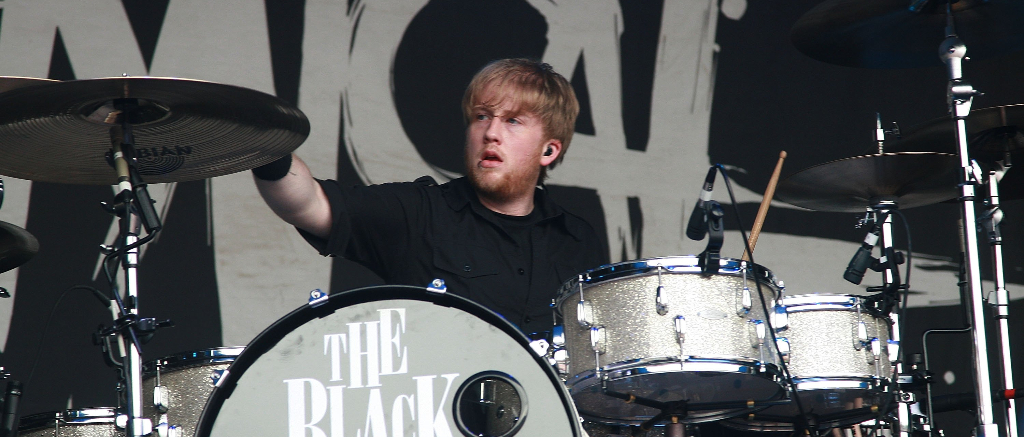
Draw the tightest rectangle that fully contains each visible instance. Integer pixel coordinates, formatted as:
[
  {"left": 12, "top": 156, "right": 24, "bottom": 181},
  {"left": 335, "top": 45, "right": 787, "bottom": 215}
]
[
  {"left": 0, "top": 77, "right": 309, "bottom": 184},
  {"left": 0, "top": 76, "right": 58, "bottom": 93},
  {"left": 776, "top": 152, "right": 959, "bottom": 212},
  {"left": 791, "top": 0, "right": 1024, "bottom": 68},
  {"left": 0, "top": 221, "right": 38, "bottom": 274}
]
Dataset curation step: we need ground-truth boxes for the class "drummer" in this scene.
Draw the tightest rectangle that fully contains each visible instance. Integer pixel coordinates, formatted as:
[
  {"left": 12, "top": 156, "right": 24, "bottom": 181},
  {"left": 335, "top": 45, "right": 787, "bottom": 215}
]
[{"left": 252, "top": 58, "right": 608, "bottom": 334}]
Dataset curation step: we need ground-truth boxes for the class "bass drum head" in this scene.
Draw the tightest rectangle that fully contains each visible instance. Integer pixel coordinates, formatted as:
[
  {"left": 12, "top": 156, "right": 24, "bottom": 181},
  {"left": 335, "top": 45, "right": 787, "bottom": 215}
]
[{"left": 195, "top": 285, "right": 582, "bottom": 437}]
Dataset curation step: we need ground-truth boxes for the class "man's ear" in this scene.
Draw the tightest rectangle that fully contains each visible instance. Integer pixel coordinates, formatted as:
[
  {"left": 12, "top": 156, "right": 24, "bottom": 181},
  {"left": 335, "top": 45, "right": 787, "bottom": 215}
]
[{"left": 540, "top": 139, "right": 562, "bottom": 166}]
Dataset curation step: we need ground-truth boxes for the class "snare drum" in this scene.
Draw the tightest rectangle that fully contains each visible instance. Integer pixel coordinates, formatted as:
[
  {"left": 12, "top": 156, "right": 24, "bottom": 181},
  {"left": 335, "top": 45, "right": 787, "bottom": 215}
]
[
  {"left": 725, "top": 294, "right": 895, "bottom": 431},
  {"left": 195, "top": 285, "right": 583, "bottom": 437},
  {"left": 19, "top": 408, "right": 122, "bottom": 437},
  {"left": 142, "top": 347, "right": 243, "bottom": 437},
  {"left": 555, "top": 256, "right": 785, "bottom": 425}
]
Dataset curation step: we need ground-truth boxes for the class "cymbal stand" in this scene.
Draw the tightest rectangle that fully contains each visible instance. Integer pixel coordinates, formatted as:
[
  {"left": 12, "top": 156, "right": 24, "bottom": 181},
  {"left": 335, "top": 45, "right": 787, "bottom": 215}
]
[
  {"left": 980, "top": 159, "right": 1017, "bottom": 437},
  {"left": 938, "top": 5, "right": 998, "bottom": 436},
  {"left": 103, "top": 99, "right": 164, "bottom": 437}
]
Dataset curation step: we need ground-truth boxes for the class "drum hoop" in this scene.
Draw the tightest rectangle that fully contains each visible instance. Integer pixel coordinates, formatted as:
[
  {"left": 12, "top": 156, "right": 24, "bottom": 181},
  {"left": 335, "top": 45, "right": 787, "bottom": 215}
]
[
  {"left": 143, "top": 346, "right": 244, "bottom": 375},
  {"left": 555, "top": 256, "right": 780, "bottom": 307},
  {"left": 782, "top": 294, "right": 890, "bottom": 321},
  {"left": 194, "top": 284, "right": 581, "bottom": 437},
  {"left": 19, "top": 407, "right": 118, "bottom": 431}
]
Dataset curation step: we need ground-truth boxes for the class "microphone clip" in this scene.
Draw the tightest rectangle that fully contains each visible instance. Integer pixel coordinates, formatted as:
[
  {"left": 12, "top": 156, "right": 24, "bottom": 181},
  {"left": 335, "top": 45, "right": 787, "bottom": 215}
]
[{"left": 698, "top": 201, "right": 725, "bottom": 276}]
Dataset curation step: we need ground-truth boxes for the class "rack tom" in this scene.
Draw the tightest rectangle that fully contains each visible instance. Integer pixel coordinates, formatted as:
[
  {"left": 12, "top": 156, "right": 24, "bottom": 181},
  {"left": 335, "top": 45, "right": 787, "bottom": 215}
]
[
  {"left": 555, "top": 256, "right": 785, "bottom": 425},
  {"left": 725, "top": 294, "right": 895, "bottom": 431}
]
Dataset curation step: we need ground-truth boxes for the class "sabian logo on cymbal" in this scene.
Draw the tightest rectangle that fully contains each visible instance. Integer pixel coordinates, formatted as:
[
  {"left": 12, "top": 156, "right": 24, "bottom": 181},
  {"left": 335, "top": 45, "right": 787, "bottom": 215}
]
[{"left": 135, "top": 145, "right": 193, "bottom": 159}]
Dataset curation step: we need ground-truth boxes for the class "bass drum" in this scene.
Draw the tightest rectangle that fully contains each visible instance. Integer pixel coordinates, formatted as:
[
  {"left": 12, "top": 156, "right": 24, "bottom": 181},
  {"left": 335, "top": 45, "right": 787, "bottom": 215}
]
[{"left": 195, "top": 285, "right": 583, "bottom": 437}]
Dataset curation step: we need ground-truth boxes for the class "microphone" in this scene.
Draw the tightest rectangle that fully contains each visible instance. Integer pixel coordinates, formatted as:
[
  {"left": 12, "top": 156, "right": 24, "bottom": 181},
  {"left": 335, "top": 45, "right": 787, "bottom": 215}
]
[
  {"left": 843, "top": 217, "right": 884, "bottom": 285},
  {"left": 686, "top": 166, "right": 718, "bottom": 241},
  {"left": 0, "top": 380, "right": 22, "bottom": 437}
]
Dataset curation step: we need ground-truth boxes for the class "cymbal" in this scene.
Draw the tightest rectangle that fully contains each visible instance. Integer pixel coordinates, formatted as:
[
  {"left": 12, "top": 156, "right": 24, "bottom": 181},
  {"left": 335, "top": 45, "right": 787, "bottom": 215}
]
[
  {"left": 0, "top": 77, "right": 310, "bottom": 184},
  {"left": 0, "top": 221, "right": 38, "bottom": 274},
  {"left": 892, "top": 104, "right": 1024, "bottom": 160},
  {"left": 791, "top": 0, "right": 1024, "bottom": 69},
  {"left": 0, "top": 76, "right": 58, "bottom": 93},
  {"left": 891, "top": 104, "right": 1024, "bottom": 200},
  {"left": 776, "top": 152, "right": 959, "bottom": 212}
]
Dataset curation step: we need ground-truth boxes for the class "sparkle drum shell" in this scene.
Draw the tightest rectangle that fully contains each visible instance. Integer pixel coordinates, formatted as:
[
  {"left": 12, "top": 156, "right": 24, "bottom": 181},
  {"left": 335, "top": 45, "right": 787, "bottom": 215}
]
[
  {"left": 142, "top": 347, "right": 242, "bottom": 437},
  {"left": 556, "top": 256, "right": 784, "bottom": 425},
  {"left": 195, "top": 285, "right": 583, "bottom": 437},
  {"left": 19, "top": 408, "right": 121, "bottom": 437},
  {"left": 725, "top": 294, "right": 894, "bottom": 432}
]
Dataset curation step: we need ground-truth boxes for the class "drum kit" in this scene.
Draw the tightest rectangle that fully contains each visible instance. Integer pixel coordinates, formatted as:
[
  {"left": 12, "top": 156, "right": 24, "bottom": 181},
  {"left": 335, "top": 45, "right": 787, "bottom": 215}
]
[{"left": 0, "top": 1, "right": 1020, "bottom": 437}]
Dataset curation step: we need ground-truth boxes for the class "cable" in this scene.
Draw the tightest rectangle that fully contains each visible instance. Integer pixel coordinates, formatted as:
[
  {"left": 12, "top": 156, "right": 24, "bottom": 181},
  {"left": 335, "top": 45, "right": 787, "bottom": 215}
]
[
  {"left": 24, "top": 285, "right": 111, "bottom": 391},
  {"left": 716, "top": 165, "right": 815, "bottom": 436}
]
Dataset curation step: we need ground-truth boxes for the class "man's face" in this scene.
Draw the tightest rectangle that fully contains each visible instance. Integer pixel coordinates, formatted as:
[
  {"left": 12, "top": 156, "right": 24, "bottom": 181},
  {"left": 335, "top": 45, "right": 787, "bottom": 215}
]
[{"left": 464, "top": 86, "right": 556, "bottom": 204}]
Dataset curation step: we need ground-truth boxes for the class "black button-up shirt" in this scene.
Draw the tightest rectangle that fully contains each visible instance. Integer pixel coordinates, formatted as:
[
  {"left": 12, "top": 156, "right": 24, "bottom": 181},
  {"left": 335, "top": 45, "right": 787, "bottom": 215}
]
[{"left": 300, "top": 176, "right": 609, "bottom": 334}]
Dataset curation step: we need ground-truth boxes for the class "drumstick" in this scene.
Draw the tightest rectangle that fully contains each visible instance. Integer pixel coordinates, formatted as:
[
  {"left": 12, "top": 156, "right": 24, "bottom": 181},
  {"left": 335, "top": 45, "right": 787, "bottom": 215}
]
[{"left": 742, "top": 151, "right": 786, "bottom": 262}]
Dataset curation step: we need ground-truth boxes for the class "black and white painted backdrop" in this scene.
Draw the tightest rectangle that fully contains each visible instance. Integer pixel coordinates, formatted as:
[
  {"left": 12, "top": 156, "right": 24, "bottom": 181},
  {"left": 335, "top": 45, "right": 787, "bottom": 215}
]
[{"left": 0, "top": 0, "right": 1021, "bottom": 434}]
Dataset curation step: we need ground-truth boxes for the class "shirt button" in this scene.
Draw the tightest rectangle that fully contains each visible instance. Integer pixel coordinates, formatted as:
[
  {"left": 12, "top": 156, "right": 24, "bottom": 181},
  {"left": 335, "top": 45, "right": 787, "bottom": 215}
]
[
  {"left": 463, "top": 264, "right": 471, "bottom": 272},
  {"left": 518, "top": 268, "right": 525, "bottom": 275},
  {"left": 524, "top": 317, "right": 532, "bottom": 323}
]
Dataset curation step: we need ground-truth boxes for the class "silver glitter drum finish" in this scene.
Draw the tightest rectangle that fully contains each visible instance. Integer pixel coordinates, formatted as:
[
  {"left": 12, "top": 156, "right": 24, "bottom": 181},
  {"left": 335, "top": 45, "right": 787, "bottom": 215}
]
[
  {"left": 19, "top": 408, "right": 122, "bottom": 437},
  {"left": 725, "top": 294, "right": 894, "bottom": 432},
  {"left": 195, "top": 285, "right": 584, "bottom": 437},
  {"left": 555, "top": 256, "right": 785, "bottom": 425},
  {"left": 142, "top": 347, "right": 243, "bottom": 437}
]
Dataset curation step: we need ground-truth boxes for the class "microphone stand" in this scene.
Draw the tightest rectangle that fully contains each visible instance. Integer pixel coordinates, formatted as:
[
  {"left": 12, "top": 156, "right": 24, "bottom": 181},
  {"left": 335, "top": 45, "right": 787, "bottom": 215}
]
[
  {"left": 980, "top": 159, "right": 1017, "bottom": 437},
  {"left": 871, "top": 200, "right": 913, "bottom": 437},
  {"left": 938, "top": 6, "right": 998, "bottom": 437}
]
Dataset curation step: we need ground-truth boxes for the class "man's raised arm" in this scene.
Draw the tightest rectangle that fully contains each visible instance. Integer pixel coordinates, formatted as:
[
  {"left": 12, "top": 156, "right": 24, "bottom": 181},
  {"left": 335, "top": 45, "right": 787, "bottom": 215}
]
[{"left": 252, "top": 154, "right": 333, "bottom": 239}]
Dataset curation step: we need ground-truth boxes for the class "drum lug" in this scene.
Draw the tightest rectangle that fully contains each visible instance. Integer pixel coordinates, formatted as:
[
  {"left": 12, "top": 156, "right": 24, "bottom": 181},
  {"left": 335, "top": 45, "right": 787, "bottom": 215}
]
[
  {"left": 656, "top": 285, "right": 669, "bottom": 316},
  {"left": 577, "top": 300, "right": 595, "bottom": 327},
  {"left": 771, "top": 306, "right": 789, "bottom": 331},
  {"left": 854, "top": 321, "right": 868, "bottom": 350},
  {"left": 115, "top": 415, "right": 153, "bottom": 435},
  {"left": 674, "top": 315, "right": 686, "bottom": 343},
  {"left": 750, "top": 319, "right": 766, "bottom": 348},
  {"left": 551, "top": 348, "right": 569, "bottom": 376},
  {"left": 775, "top": 337, "right": 790, "bottom": 363},
  {"left": 737, "top": 286, "right": 753, "bottom": 317},
  {"left": 153, "top": 384, "right": 170, "bottom": 412},
  {"left": 590, "top": 326, "right": 607, "bottom": 354},
  {"left": 869, "top": 337, "right": 882, "bottom": 362},
  {"left": 887, "top": 339, "right": 900, "bottom": 363},
  {"left": 552, "top": 325, "right": 565, "bottom": 347},
  {"left": 154, "top": 414, "right": 181, "bottom": 437}
]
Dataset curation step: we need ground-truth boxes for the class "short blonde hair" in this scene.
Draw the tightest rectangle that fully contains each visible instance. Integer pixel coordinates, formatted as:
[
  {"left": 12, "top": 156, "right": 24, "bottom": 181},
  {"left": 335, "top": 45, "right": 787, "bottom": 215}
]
[{"left": 462, "top": 59, "right": 579, "bottom": 178}]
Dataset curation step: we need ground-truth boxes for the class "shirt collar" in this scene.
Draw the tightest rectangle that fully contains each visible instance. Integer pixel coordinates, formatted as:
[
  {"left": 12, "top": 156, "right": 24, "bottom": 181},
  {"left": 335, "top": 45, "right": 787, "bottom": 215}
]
[{"left": 442, "top": 177, "right": 588, "bottom": 240}]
